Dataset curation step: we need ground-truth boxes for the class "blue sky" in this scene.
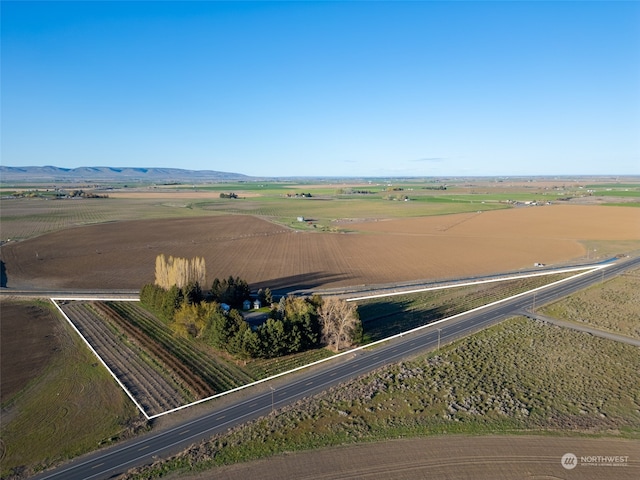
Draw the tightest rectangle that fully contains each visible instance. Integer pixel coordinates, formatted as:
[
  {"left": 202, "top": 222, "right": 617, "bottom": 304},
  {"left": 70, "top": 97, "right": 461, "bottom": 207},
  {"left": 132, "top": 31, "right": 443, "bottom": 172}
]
[{"left": 2, "top": 1, "right": 639, "bottom": 177}]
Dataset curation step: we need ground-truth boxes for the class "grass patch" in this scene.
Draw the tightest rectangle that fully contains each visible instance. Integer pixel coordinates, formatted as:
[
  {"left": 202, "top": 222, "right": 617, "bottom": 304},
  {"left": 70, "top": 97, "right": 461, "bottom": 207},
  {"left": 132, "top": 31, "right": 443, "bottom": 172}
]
[
  {"left": 602, "top": 202, "right": 640, "bottom": 207},
  {"left": 591, "top": 190, "right": 640, "bottom": 197},
  {"left": 125, "top": 316, "right": 640, "bottom": 478}
]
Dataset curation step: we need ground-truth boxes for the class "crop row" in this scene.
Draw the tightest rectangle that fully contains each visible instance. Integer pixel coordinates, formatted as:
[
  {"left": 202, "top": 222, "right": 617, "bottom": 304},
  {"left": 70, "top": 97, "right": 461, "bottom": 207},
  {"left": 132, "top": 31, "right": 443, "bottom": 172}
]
[
  {"left": 90, "top": 302, "right": 214, "bottom": 398},
  {"left": 61, "top": 301, "right": 186, "bottom": 415},
  {"left": 105, "top": 302, "right": 255, "bottom": 393},
  {"left": 244, "top": 348, "right": 335, "bottom": 379},
  {"left": 0, "top": 199, "right": 112, "bottom": 239}
]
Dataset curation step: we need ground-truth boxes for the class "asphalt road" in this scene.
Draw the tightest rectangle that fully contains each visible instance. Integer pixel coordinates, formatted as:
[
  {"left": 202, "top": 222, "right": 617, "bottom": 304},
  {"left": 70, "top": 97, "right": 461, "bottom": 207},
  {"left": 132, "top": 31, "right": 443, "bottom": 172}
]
[{"left": 34, "top": 256, "right": 640, "bottom": 480}]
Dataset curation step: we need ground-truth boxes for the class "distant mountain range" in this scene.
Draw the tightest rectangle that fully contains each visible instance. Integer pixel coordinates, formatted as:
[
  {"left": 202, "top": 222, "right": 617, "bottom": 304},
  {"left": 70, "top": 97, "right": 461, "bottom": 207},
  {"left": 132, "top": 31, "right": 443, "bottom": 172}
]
[{"left": 0, "top": 166, "right": 252, "bottom": 183}]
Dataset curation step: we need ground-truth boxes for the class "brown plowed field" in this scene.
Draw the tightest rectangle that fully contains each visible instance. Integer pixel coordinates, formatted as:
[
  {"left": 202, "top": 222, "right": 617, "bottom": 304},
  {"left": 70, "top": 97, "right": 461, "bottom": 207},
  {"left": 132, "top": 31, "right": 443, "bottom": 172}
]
[
  {"left": 190, "top": 435, "right": 640, "bottom": 480},
  {"left": 1, "top": 205, "right": 638, "bottom": 291}
]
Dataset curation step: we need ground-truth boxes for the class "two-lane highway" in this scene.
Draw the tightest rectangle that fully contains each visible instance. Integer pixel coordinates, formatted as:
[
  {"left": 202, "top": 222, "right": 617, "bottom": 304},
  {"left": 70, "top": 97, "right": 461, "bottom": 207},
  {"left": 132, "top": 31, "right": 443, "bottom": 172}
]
[{"left": 35, "top": 256, "right": 640, "bottom": 480}]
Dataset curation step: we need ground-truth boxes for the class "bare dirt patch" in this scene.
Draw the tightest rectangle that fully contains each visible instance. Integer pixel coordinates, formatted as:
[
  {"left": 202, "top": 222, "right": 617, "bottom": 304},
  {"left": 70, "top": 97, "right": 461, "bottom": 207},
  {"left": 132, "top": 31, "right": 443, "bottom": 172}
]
[
  {"left": 0, "top": 299, "right": 60, "bottom": 403},
  {"left": 1, "top": 206, "right": 637, "bottom": 291},
  {"left": 347, "top": 204, "right": 639, "bottom": 240},
  {"left": 181, "top": 435, "right": 640, "bottom": 480}
]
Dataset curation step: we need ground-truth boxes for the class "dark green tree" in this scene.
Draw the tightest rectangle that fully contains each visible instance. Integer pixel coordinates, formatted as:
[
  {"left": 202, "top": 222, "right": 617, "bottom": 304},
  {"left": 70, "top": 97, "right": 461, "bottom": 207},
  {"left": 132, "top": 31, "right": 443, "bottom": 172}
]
[
  {"left": 257, "top": 287, "right": 273, "bottom": 306},
  {"left": 206, "top": 307, "right": 244, "bottom": 349},
  {"left": 210, "top": 276, "right": 250, "bottom": 308},
  {"left": 161, "top": 285, "right": 183, "bottom": 322},
  {"left": 183, "top": 281, "right": 203, "bottom": 305}
]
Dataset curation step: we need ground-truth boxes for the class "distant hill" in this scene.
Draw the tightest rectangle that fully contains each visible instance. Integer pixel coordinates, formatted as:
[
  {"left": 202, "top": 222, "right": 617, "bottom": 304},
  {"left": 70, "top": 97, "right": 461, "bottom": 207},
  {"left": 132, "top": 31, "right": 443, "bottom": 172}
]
[{"left": 0, "top": 166, "right": 252, "bottom": 183}]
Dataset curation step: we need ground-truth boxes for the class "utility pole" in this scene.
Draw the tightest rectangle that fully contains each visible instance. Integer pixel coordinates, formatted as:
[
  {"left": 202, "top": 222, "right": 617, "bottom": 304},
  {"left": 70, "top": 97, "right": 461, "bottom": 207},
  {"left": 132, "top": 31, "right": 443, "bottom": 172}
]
[{"left": 437, "top": 328, "right": 442, "bottom": 352}]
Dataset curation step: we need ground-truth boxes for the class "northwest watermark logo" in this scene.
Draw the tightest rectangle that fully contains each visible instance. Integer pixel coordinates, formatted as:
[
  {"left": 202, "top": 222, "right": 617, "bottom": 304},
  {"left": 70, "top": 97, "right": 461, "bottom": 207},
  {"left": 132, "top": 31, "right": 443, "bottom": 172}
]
[
  {"left": 561, "top": 453, "right": 577, "bottom": 470},
  {"left": 562, "top": 453, "right": 629, "bottom": 469}
]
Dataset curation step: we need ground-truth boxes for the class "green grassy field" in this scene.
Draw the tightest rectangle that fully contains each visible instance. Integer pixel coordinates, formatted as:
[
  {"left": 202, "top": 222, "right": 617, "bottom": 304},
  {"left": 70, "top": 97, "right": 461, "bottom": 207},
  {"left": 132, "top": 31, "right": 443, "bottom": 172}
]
[
  {"left": 194, "top": 194, "right": 507, "bottom": 232},
  {"left": 595, "top": 190, "right": 640, "bottom": 197},
  {"left": 124, "top": 315, "right": 640, "bottom": 479},
  {"left": 0, "top": 188, "right": 507, "bottom": 240}
]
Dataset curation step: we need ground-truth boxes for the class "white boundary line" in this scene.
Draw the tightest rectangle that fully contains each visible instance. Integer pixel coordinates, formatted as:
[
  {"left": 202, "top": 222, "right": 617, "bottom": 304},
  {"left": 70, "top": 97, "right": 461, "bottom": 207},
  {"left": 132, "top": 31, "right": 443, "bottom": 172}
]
[
  {"left": 345, "top": 265, "right": 604, "bottom": 302},
  {"left": 52, "top": 264, "right": 611, "bottom": 419},
  {"left": 51, "top": 298, "right": 151, "bottom": 420}
]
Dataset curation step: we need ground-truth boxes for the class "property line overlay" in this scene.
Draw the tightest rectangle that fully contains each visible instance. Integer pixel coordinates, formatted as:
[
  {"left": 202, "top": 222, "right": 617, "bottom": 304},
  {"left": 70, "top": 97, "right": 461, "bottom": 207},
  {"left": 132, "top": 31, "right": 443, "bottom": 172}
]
[
  {"left": 52, "top": 264, "right": 609, "bottom": 419},
  {"left": 51, "top": 298, "right": 152, "bottom": 420}
]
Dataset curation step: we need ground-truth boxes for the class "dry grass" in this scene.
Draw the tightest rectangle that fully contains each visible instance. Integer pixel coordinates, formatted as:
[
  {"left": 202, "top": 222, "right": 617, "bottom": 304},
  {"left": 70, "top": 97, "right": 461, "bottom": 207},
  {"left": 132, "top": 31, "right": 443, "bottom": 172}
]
[{"left": 541, "top": 267, "right": 640, "bottom": 339}]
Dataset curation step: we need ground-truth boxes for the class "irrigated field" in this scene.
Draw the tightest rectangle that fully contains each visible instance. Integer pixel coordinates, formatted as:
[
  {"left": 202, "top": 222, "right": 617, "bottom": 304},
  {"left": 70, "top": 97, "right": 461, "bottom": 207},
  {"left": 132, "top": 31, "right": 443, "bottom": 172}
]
[{"left": 1, "top": 205, "right": 637, "bottom": 292}]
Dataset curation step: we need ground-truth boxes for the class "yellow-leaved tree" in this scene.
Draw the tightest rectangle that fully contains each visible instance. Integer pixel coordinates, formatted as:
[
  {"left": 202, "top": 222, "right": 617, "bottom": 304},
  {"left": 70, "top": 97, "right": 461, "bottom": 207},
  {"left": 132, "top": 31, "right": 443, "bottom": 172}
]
[{"left": 155, "top": 254, "right": 206, "bottom": 290}]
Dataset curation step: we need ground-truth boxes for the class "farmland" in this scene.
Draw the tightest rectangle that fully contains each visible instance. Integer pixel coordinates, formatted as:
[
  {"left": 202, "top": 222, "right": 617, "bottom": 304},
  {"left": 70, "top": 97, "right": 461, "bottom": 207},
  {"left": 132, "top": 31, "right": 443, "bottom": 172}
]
[
  {"left": 1, "top": 204, "right": 638, "bottom": 292},
  {"left": 2, "top": 176, "right": 638, "bottom": 242},
  {"left": 177, "top": 436, "right": 640, "bottom": 480},
  {"left": 1, "top": 177, "right": 639, "bottom": 479},
  {"left": 48, "top": 271, "right": 578, "bottom": 420}
]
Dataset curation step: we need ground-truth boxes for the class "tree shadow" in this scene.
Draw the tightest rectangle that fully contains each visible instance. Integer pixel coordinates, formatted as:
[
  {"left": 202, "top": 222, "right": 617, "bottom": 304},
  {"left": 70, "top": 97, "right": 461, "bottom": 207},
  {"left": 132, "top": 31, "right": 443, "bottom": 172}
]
[
  {"left": 255, "top": 271, "right": 354, "bottom": 296},
  {"left": 358, "top": 299, "right": 449, "bottom": 343},
  {"left": 1, "top": 260, "right": 6, "bottom": 288}
]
